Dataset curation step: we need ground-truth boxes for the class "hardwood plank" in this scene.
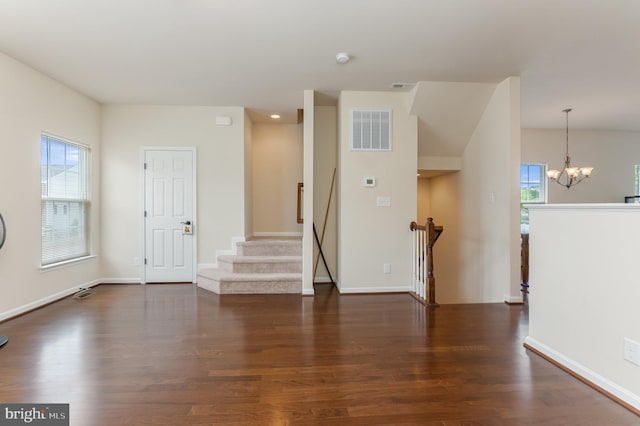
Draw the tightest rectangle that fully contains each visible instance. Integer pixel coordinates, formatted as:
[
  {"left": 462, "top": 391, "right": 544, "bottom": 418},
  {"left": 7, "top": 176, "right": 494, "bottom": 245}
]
[{"left": 0, "top": 283, "right": 637, "bottom": 425}]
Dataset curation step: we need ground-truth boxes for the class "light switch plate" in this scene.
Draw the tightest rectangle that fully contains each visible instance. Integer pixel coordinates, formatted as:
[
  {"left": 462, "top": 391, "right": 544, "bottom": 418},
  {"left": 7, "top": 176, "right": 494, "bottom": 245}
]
[{"left": 377, "top": 196, "right": 391, "bottom": 207}]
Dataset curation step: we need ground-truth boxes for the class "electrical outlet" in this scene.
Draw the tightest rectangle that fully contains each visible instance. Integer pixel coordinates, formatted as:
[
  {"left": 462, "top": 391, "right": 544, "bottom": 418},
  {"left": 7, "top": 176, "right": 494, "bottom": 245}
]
[
  {"left": 623, "top": 338, "right": 640, "bottom": 366},
  {"left": 383, "top": 263, "right": 391, "bottom": 274},
  {"left": 133, "top": 257, "right": 141, "bottom": 266}
]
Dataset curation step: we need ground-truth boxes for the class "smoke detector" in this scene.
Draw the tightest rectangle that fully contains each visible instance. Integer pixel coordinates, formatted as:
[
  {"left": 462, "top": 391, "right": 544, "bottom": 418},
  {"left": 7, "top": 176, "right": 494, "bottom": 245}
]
[{"left": 336, "top": 52, "right": 350, "bottom": 64}]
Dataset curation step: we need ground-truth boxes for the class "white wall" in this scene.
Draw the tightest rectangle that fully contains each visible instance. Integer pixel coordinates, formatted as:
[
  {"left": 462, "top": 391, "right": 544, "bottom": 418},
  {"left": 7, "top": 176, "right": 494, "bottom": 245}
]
[
  {"left": 424, "top": 172, "right": 462, "bottom": 303},
  {"left": 456, "top": 77, "right": 521, "bottom": 303},
  {"left": 252, "top": 123, "right": 303, "bottom": 236},
  {"left": 0, "top": 52, "right": 101, "bottom": 318},
  {"left": 101, "top": 105, "right": 246, "bottom": 279},
  {"left": 244, "top": 110, "right": 254, "bottom": 238},
  {"left": 522, "top": 129, "right": 640, "bottom": 203},
  {"left": 313, "top": 106, "right": 337, "bottom": 284},
  {"left": 338, "top": 91, "right": 418, "bottom": 293},
  {"left": 526, "top": 204, "right": 640, "bottom": 410},
  {"left": 302, "top": 90, "right": 315, "bottom": 295},
  {"left": 417, "top": 178, "right": 432, "bottom": 223}
]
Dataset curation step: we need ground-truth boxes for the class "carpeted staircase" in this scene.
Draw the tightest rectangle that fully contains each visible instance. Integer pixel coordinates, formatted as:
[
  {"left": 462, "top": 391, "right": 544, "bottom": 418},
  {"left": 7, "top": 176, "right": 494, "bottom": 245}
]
[{"left": 197, "top": 239, "right": 302, "bottom": 294}]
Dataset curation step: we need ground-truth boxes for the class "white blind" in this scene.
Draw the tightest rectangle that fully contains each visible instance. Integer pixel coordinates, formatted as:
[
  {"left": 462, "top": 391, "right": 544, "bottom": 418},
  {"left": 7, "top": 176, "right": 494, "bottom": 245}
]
[{"left": 40, "top": 134, "right": 90, "bottom": 265}]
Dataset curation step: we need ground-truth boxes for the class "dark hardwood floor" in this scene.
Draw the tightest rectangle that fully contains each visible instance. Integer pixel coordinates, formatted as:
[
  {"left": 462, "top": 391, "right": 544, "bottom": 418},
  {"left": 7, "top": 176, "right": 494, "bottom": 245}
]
[{"left": 0, "top": 283, "right": 637, "bottom": 425}]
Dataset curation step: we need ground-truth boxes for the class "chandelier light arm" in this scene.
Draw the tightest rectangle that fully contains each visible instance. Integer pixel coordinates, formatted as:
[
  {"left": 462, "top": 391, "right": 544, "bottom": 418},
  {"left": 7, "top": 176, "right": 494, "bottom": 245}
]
[{"left": 546, "top": 108, "right": 593, "bottom": 189}]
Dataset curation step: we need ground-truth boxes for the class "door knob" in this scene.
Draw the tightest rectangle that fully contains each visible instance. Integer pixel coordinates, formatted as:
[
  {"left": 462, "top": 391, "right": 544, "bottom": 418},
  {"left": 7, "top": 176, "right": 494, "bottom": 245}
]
[{"left": 180, "top": 220, "right": 191, "bottom": 225}]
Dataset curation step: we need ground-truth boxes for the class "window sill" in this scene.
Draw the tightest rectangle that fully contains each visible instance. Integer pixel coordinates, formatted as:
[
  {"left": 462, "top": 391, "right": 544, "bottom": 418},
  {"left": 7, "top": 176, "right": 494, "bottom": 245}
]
[{"left": 40, "top": 255, "right": 97, "bottom": 272}]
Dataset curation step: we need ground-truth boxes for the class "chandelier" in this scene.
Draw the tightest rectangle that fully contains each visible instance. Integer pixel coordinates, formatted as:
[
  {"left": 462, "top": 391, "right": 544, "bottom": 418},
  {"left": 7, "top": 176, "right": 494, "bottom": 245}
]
[{"left": 546, "top": 108, "right": 593, "bottom": 189}]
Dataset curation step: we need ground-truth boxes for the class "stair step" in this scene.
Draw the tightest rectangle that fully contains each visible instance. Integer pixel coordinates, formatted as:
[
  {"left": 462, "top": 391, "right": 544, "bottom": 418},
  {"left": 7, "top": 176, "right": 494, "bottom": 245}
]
[
  {"left": 198, "top": 238, "right": 303, "bottom": 295},
  {"left": 197, "top": 268, "right": 301, "bottom": 294},
  {"left": 237, "top": 240, "right": 301, "bottom": 256},
  {"left": 217, "top": 255, "right": 302, "bottom": 273}
]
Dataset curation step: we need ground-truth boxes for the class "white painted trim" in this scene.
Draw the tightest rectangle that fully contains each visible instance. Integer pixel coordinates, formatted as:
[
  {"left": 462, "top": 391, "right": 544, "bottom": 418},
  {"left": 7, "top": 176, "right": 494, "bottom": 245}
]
[
  {"left": 141, "top": 146, "right": 198, "bottom": 284},
  {"left": 198, "top": 263, "right": 217, "bottom": 272},
  {"left": 338, "top": 286, "right": 411, "bottom": 294},
  {"left": 525, "top": 203, "right": 640, "bottom": 211},
  {"left": 313, "top": 276, "right": 332, "bottom": 283},
  {"left": 525, "top": 336, "right": 640, "bottom": 412},
  {"left": 252, "top": 232, "right": 303, "bottom": 237},
  {"left": 191, "top": 148, "right": 198, "bottom": 284},
  {"left": 139, "top": 148, "right": 146, "bottom": 283},
  {"left": 213, "top": 236, "right": 246, "bottom": 265},
  {"left": 99, "top": 278, "right": 142, "bottom": 284},
  {"left": 0, "top": 279, "right": 101, "bottom": 322},
  {"left": 302, "top": 288, "right": 315, "bottom": 296},
  {"left": 504, "top": 294, "right": 523, "bottom": 304},
  {"left": 40, "top": 255, "right": 97, "bottom": 271}
]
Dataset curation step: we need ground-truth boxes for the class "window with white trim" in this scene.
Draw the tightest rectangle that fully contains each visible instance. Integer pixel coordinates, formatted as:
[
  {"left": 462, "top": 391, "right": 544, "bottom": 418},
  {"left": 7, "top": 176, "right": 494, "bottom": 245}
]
[
  {"left": 520, "top": 163, "right": 546, "bottom": 234},
  {"left": 40, "top": 134, "right": 90, "bottom": 265}
]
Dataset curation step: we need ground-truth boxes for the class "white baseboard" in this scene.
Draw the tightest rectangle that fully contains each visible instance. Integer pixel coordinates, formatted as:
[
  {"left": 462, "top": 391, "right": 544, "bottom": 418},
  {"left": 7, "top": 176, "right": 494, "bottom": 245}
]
[
  {"left": 0, "top": 279, "right": 101, "bottom": 322},
  {"left": 302, "top": 288, "right": 315, "bottom": 296},
  {"left": 100, "top": 278, "right": 141, "bottom": 284},
  {"left": 504, "top": 294, "right": 523, "bottom": 304},
  {"left": 198, "top": 263, "right": 217, "bottom": 272},
  {"left": 338, "top": 285, "right": 411, "bottom": 294},
  {"left": 524, "top": 336, "right": 640, "bottom": 412},
  {"left": 313, "top": 276, "right": 332, "bottom": 283},
  {"left": 213, "top": 236, "right": 246, "bottom": 264},
  {"left": 252, "top": 232, "right": 303, "bottom": 237}
]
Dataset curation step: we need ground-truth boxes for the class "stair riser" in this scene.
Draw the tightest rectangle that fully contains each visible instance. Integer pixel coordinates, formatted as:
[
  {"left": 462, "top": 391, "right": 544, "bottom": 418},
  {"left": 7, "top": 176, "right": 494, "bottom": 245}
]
[
  {"left": 218, "top": 260, "right": 302, "bottom": 274},
  {"left": 197, "top": 275, "right": 220, "bottom": 294},
  {"left": 237, "top": 245, "right": 302, "bottom": 256},
  {"left": 197, "top": 278, "right": 301, "bottom": 294},
  {"left": 220, "top": 280, "right": 301, "bottom": 294}
]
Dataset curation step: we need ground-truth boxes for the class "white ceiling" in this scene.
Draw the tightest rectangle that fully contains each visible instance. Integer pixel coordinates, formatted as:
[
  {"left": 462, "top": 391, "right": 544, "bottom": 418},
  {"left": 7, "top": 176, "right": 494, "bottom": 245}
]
[{"left": 0, "top": 0, "right": 639, "bottom": 129}]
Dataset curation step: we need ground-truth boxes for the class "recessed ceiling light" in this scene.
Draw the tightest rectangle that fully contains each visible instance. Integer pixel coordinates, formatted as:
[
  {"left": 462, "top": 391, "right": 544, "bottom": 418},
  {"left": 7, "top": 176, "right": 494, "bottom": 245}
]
[
  {"left": 336, "top": 52, "right": 350, "bottom": 64},
  {"left": 270, "top": 114, "right": 281, "bottom": 119}
]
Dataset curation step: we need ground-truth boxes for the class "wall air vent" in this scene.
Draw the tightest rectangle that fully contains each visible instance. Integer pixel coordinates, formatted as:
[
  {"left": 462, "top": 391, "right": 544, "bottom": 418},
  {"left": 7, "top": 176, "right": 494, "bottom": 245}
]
[
  {"left": 351, "top": 109, "right": 392, "bottom": 151},
  {"left": 390, "top": 82, "right": 416, "bottom": 89}
]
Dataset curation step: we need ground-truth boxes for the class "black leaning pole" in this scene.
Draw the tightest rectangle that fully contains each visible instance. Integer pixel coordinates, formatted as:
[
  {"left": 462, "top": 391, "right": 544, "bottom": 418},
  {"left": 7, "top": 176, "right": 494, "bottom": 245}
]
[
  {"left": 0, "top": 213, "right": 7, "bottom": 348},
  {"left": 313, "top": 223, "right": 335, "bottom": 285}
]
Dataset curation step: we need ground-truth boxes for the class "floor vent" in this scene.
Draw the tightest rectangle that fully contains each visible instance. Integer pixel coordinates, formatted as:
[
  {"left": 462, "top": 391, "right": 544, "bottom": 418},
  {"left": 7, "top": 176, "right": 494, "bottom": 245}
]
[{"left": 72, "top": 288, "right": 95, "bottom": 299}]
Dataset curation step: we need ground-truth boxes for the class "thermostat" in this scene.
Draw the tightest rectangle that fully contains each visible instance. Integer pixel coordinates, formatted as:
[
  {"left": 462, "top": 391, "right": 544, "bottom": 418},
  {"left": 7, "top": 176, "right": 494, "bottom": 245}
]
[
  {"left": 215, "top": 116, "right": 232, "bottom": 126},
  {"left": 363, "top": 177, "right": 376, "bottom": 187}
]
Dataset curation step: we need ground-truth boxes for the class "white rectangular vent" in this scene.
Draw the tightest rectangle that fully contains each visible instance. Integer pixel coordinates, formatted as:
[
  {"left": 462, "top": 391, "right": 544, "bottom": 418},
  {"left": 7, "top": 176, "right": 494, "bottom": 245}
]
[{"left": 351, "top": 109, "right": 391, "bottom": 151}]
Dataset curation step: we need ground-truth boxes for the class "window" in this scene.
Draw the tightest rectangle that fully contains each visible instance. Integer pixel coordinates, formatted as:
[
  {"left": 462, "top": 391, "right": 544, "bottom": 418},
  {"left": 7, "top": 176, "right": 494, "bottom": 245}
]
[
  {"left": 520, "top": 163, "right": 546, "bottom": 233},
  {"left": 40, "top": 134, "right": 90, "bottom": 265}
]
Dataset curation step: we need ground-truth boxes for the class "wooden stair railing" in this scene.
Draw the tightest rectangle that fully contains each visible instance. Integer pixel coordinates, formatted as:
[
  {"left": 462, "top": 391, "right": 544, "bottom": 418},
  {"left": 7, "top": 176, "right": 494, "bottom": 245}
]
[
  {"left": 410, "top": 218, "right": 443, "bottom": 307},
  {"left": 297, "top": 182, "right": 304, "bottom": 224},
  {"left": 521, "top": 233, "right": 529, "bottom": 297}
]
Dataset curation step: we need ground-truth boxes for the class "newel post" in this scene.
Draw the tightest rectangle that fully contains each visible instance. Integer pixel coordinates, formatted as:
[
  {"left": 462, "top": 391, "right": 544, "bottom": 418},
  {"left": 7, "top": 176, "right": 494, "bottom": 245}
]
[{"left": 426, "top": 218, "right": 438, "bottom": 307}]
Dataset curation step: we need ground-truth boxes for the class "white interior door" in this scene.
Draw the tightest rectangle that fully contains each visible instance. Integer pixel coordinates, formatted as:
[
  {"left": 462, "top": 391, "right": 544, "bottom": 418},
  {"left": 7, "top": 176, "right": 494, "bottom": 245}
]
[{"left": 144, "top": 149, "right": 195, "bottom": 283}]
